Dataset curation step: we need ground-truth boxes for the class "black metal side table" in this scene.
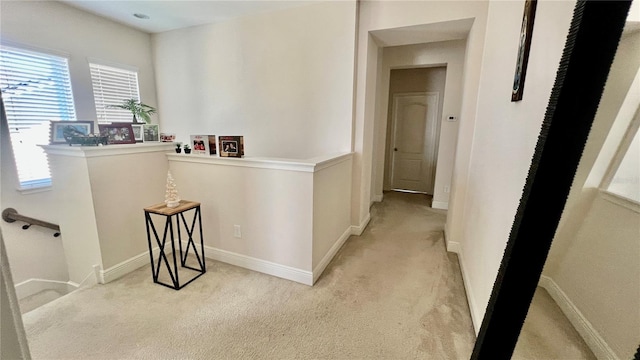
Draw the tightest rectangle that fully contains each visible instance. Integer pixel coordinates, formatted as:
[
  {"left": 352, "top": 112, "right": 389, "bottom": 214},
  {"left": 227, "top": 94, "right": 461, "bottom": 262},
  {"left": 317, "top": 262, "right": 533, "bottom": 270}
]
[{"left": 144, "top": 200, "right": 206, "bottom": 290}]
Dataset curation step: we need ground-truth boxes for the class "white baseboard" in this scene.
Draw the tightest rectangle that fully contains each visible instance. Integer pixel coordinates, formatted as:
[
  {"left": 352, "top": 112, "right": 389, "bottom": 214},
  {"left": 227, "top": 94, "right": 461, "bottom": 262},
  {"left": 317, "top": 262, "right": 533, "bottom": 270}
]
[
  {"left": 539, "top": 275, "right": 618, "bottom": 360},
  {"left": 100, "top": 249, "right": 157, "bottom": 284},
  {"left": 14, "top": 278, "right": 78, "bottom": 300},
  {"left": 312, "top": 226, "right": 352, "bottom": 284},
  {"left": 204, "top": 246, "right": 313, "bottom": 286},
  {"left": 372, "top": 194, "right": 384, "bottom": 202},
  {"left": 432, "top": 201, "right": 449, "bottom": 210},
  {"left": 446, "top": 240, "right": 482, "bottom": 335},
  {"left": 351, "top": 213, "right": 371, "bottom": 236}
]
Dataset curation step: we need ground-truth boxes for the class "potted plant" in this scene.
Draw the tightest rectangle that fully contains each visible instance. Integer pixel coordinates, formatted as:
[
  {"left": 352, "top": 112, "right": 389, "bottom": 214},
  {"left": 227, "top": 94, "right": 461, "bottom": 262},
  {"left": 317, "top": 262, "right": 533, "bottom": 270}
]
[
  {"left": 175, "top": 142, "right": 182, "bottom": 153},
  {"left": 183, "top": 144, "right": 191, "bottom": 154},
  {"left": 108, "top": 98, "right": 157, "bottom": 124}
]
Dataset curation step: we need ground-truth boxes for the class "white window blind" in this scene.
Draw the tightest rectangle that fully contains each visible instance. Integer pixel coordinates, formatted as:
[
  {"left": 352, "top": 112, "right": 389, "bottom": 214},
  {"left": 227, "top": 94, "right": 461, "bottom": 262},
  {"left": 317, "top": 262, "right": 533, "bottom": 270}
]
[
  {"left": 0, "top": 46, "right": 76, "bottom": 189},
  {"left": 89, "top": 63, "right": 140, "bottom": 123}
]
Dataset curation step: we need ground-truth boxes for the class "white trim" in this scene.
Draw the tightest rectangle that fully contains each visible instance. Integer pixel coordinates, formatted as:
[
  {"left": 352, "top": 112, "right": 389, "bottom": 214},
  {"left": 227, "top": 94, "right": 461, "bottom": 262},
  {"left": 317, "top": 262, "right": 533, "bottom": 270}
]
[
  {"left": 312, "top": 226, "right": 352, "bottom": 284},
  {"left": 204, "top": 246, "right": 313, "bottom": 285},
  {"left": 351, "top": 212, "right": 371, "bottom": 236},
  {"left": 41, "top": 143, "right": 175, "bottom": 158},
  {"left": 432, "top": 201, "right": 449, "bottom": 210},
  {"left": 599, "top": 190, "right": 640, "bottom": 213},
  {"left": 99, "top": 249, "right": 157, "bottom": 284},
  {"left": 1, "top": 40, "right": 71, "bottom": 59},
  {"left": 16, "top": 185, "right": 52, "bottom": 195},
  {"left": 372, "top": 194, "right": 384, "bottom": 202},
  {"left": 14, "top": 278, "right": 78, "bottom": 301},
  {"left": 86, "top": 57, "right": 138, "bottom": 72},
  {"left": 446, "top": 240, "right": 481, "bottom": 334},
  {"left": 168, "top": 152, "right": 353, "bottom": 173},
  {"left": 538, "top": 276, "right": 619, "bottom": 360},
  {"left": 312, "top": 153, "right": 353, "bottom": 171}
]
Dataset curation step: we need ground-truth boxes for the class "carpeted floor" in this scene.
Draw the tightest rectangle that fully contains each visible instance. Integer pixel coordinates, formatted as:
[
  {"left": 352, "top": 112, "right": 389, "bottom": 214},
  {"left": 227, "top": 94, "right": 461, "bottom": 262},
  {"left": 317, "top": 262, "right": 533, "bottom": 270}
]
[
  {"left": 22, "top": 191, "right": 476, "bottom": 359},
  {"left": 20, "top": 191, "right": 594, "bottom": 359}
]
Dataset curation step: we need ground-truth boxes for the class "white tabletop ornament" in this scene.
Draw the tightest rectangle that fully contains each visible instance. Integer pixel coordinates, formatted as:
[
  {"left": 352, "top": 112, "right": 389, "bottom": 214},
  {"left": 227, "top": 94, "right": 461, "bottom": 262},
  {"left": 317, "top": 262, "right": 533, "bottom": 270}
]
[{"left": 164, "top": 171, "right": 181, "bottom": 208}]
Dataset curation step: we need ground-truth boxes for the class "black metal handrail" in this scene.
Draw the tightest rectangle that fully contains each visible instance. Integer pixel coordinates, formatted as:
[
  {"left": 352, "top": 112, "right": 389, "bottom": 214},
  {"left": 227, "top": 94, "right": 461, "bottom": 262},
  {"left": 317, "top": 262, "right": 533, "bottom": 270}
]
[{"left": 2, "top": 208, "right": 61, "bottom": 237}]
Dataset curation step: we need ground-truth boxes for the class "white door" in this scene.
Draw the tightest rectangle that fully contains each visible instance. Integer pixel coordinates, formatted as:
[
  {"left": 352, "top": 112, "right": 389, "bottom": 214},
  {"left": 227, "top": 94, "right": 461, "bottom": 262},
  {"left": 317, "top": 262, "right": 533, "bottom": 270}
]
[{"left": 390, "top": 92, "right": 440, "bottom": 194}]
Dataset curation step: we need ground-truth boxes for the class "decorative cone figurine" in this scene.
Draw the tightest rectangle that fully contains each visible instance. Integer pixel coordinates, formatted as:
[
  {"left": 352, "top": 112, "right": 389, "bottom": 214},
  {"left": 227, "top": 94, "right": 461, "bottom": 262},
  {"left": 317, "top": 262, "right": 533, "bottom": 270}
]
[{"left": 165, "top": 171, "right": 181, "bottom": 208}]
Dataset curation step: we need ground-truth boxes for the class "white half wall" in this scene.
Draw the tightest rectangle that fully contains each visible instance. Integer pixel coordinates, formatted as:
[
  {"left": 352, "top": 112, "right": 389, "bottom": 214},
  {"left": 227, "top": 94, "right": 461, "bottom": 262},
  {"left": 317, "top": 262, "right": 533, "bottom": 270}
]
[
  {"left": 151, "top": 1, "right": 357, "bottom": 160},
  {"left": 168, "top": 156, "right": 315, "bottom": 272},
  {"left": 0, "top": 0, "right": 158, "bottom": 284},
  {"left": 43, "top": 143, "right": 175, "bottom": 283},
  {"left": 312, "top": 155, "right": 353, "bottom": 280}
]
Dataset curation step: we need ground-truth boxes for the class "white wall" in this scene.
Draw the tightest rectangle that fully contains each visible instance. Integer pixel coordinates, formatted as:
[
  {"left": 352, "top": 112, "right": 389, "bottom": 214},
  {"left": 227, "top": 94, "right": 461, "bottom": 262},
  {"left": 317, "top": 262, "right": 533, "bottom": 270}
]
[
  {"left": 312, "top": 156, "right": 352, "bottom": 270},
  {"left": 355, "top": 0, "right": 489, "bottom": 235},
  {"left": 168, "top": 158, "right": 315, "bottom": 271},
  {"left": 152, "top": 1, "right": 357, "bottom": 160},
  {"left": 0, "top": 0, "right": 158, "bottom": 283},
  {"left": 87, "top": 151, "right": 171, "bottom": 270},
  {"left": 372, "top": 40, "right": 466, "bottom": 210},
  {"left": 552, "top": 195, "right": 639, "bottom": 359},
  {"left": 446, "top": 0, "right": 575, "bottom": 330}
]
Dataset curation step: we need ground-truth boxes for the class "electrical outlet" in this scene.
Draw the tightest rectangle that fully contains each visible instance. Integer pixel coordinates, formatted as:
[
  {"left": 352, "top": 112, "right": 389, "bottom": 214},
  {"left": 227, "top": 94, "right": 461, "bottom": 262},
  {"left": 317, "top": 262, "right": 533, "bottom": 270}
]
[
  {"left": 233, "top": 225, "right": 242, "bottom": 238},
  {"left": 444, "top": 185, "right": 450, "bottom": 193}
]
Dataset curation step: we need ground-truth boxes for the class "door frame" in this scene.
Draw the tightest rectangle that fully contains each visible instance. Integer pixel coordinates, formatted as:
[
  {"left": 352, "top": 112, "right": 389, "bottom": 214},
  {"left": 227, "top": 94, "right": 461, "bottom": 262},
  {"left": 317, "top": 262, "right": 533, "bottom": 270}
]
[{"left": 388, "top": 91, "right": 441, "bottom": 195}]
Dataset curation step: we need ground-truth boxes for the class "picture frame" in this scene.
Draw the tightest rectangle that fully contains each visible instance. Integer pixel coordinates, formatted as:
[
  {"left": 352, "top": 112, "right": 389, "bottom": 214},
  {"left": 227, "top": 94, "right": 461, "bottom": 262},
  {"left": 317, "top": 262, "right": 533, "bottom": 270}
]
[
  {"left": 131, "top": 124, "right": 144, "bottom": 143},
  {"left": 160, "top": 133, "right": 176, "bottom": 142},
  {"left": 50, "top": 121, "right": 94, "bottom": 145},
  {"left": 218, "top": 136, "right": 244, "bottom": 158},
  {"left": 98, "top": 123, "right": 136, "bottom": 145},
  {"left": 511, "top": 0, "right": 538, "bottom": 102},
  {"left": 190, "top": 135, "right": 217, "bottom": 156},
  {"left": 143, "top": 124, "right": 160, "bottom": 142}
]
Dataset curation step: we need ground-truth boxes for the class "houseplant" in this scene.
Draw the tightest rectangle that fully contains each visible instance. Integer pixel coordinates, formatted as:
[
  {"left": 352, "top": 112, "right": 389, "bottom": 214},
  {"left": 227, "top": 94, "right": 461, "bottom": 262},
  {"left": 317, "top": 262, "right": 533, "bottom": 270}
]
[
  {"left": 108, "top": 98, "right": 157, "bottom": 124},
  {"left": 175, "top": 142, "right": 182, "bottom": 153},
  {"left": 183, "top": 144, "right": 191, "bottom": 154}
]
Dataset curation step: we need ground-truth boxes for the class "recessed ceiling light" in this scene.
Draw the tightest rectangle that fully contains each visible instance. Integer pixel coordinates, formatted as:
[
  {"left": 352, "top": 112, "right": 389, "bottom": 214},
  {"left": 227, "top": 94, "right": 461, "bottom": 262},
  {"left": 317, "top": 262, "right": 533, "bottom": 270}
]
[{"left": 133, "top": 13, "right": 150, "bottom": 20}]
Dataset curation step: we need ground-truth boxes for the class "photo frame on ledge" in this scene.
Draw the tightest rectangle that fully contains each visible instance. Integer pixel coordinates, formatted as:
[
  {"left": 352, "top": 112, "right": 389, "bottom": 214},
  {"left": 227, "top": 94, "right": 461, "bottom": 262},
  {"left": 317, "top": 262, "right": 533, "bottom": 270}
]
[
  {"left": 50, "top": 121, "right": 94, "bottom": 145},
  {"left": 160, "top": 133, "right": 175, "bottom": 142},
  {"left": 131, "top": 123, "right": 144, "bottom": 143},
  {"left": 143, "top": 124, "right": 160, "bottom": 142},
  {"left": 190, "top": 135, "right": 217, "bottom": 156},
  {"left": 218, "top": 136, "right": 244, "bottom": 158},
  {"left": 98, "top": 123, "right": 136, "bottom": 145}
]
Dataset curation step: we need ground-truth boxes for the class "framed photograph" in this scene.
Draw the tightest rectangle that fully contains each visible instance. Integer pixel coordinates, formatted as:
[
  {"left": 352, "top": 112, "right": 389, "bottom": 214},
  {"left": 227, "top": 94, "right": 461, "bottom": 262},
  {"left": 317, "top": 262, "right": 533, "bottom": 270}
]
[
  {"left": 131, "top": 124, "right": 144, "bottom": 143},
  {"left": 143, "top": 124, "right": 160, "bottom": 142},
  {"left": 218, "top": 136, "right": 244, "bottom": 158},
  {"left": 511, "top": 0, "right": 537, "bottom": 102},
  {"left": 190, "top": 135, "right": 217, "bottom": 156},
  {"left": 160, "top": 133, "right": 176, "bottom": 142},
  {"left": 50, "top": 121, "right": 94, "bottom": 144},
  {"left": 98, "top": 123, "right": 136, "bottom": 145}
]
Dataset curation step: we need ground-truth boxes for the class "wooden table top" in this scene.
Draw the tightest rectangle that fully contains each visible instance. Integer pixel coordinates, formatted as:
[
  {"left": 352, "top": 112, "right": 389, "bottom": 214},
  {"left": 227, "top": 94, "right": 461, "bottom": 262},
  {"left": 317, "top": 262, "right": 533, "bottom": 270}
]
[{"left": 144, "top": 200, "right": 200, "bottom": 216}]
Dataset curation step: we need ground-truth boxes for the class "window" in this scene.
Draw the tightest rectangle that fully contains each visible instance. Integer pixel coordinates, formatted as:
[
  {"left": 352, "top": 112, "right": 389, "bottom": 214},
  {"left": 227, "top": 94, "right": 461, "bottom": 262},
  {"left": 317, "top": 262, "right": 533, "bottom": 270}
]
[
  {"left": 89, "top": 62, "right": 140, "bottom": 123},
  {"left": 0, "top": 45, "right": 76, "bottom": 189}
]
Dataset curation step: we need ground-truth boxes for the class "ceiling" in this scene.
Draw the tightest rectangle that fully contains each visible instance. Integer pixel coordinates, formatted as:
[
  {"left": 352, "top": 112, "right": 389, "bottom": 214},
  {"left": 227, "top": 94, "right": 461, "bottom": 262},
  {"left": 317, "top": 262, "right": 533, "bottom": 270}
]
[{"left": 59, "top": 0, "right": 317, "bottom": 34}]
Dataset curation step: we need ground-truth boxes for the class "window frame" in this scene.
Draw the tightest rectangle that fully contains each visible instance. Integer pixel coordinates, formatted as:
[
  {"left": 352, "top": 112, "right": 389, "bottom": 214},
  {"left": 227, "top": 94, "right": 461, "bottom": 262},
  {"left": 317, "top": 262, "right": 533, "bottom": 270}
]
[
  {"left": 600, "top": 105, "right": 640, "bottom": 205},
  {"left": 87, "top": 58, "right": 141, "bottom": 124},
  {"left": 0, "top": 42, "right": 77, "bottom": 190}
]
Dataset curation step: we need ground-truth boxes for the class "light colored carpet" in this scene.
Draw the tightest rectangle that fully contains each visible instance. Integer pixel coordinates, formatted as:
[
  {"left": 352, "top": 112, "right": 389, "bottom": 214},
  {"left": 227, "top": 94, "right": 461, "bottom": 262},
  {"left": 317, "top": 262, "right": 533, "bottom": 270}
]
[
  {"left": 22, "top": 191, "right": 476, "bottom": 359},
  {"left": 19, "top": 289, "right": 66, "bottom": 315},
  {"left": 514, "top": 287, "right": 596, "bottom": 360}
]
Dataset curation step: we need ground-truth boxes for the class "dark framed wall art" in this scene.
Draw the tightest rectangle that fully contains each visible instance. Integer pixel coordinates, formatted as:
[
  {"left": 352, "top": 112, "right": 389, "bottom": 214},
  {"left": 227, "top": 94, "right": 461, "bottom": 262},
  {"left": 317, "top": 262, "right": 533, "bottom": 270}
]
[{"left": 512, "top": 0, "right": 538, "bottom": 102}]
